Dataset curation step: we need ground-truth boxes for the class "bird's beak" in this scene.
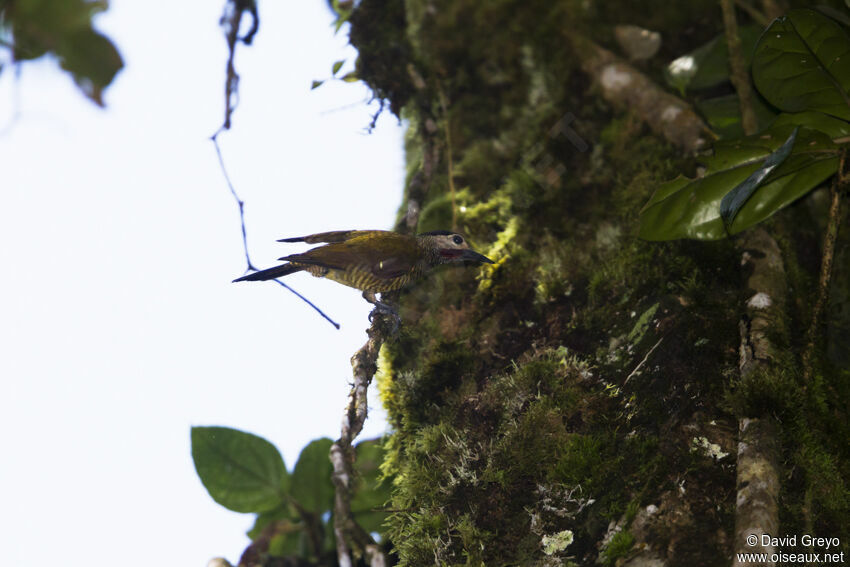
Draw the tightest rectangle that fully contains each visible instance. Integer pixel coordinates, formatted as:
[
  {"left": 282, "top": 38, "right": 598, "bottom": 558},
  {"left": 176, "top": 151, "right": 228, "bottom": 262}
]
[{"left": 461, "top": 249, "right": 495, "bottom": 264}]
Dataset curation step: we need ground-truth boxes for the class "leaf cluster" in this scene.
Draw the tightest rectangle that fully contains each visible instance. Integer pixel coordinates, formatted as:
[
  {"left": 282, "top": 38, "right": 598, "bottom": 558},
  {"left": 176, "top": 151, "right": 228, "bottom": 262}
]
[
  {"left": 191, "top": 426, "right": 391, "bottom": 564},
  {"left": 640, "top": 8, "right": 850, "bottom": 241}
]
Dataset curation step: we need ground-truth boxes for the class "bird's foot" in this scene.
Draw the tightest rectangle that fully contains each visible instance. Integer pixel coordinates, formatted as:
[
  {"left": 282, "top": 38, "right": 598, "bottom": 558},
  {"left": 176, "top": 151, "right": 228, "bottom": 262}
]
[
  {"left": 368, "top": 300, "right": 400, "bottom": 334},
  {"left": 363, "top": 291, "right": 400, "bottom": 334}
]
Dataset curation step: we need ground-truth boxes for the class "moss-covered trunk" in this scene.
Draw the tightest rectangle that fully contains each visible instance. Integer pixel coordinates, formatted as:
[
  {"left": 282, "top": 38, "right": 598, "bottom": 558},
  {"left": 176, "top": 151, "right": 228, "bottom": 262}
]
[{"left": 347, "top": 0, "right": 850, "bottom": 564}]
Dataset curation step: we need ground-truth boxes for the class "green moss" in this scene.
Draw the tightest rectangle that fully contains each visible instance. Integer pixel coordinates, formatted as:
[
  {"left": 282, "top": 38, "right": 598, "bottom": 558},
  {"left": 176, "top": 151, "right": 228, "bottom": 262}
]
[
  {"left": 348, "top": 0, "right": 415, "bottom": 116},
  {"left": 601, "top": 530, "right": 635, "bottom": 566},
  {"left": 354, "top": 0, "right": 849, "bottom": 562},
  {"left": 415, "top": 188, "right": 454, "bottom": 233},
  {"left": 724, "top": 361, "right": 802, "bottom": 419},
  {"left": 533, "top": 233, "right": 582, "bottom": 305},
  {"left": 627, "top": 302, "right": 659, "bottom": 344},
  {"left": 381, "top": 348, "right": 616, "bottom": 564},
  {"left": 476, "top": 216, "right": 520, "bottom": 294}
]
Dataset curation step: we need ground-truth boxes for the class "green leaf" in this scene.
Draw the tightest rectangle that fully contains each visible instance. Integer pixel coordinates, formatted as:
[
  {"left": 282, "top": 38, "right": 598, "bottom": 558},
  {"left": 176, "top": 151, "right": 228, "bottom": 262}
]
[
  {"left": 191, "top": 426, "right": 290, "bottom": 513},
  {"left": 58, "top": 28, "right": 123, "bottom": 106},
  {"left": 291, "top": 438, "right": 334, "bottom": 514},
  {"left": 311, "top": 80, "right": 324, "bottom": 90},
  {"left": 720, "top": 127, "right": 798, "bottom": 228},
  {"left": 696, "top": 92, "right": 778, "bottom": 139},
  {"left": 771, "top": 111, "right": 850, "bottom": 139},
  {"left": 4, "top": 0, "right": 122, "bottom": 105},
  {"left": 752, "top": 8, "right": 850, "bottom": 121},
  {"left": 340, "top": 71, "right": 359, "bottom": 83},
  {"left": 639, "top": 126, "right": 840, "bottom": 240},
  {"left": 334, "top": 12, "right": 352, "bottom": 34},
  {"left": 350, "top": 439, "right": 392, "bottom": 533},
  {"left": 331, "top": 60, "right": 345, "bottom": 76},
  {"left": 664, "top": 26, "right": 761, "bottom": 94}
]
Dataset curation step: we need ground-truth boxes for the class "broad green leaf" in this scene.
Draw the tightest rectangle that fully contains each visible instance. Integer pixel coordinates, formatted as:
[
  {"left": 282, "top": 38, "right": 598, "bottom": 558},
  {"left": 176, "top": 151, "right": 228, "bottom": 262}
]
[
  {"left": 340, "top": 71, "right": 359, "bottom": 83},
  {"left": 720, "top": 127, "right": 798, "bottom": 228},
  {"left": 752, "top": 9, "right": 850, "bottom": 121},
  {"left": 191, "top": 426, "right": 289, "bottom": 513},
  {"left": 639, "top": 126, "right": 840, "bottom": 240},
  {"left": 291, "top": 438, "right": 334, "bottom": 514},
  {"left": 58, "top": 28, "right": 123, "bottom": 106},
  {"left": 771, "top": 111, "right": 850, "bottom": 139},
  {"left": 331, "top": 60, "right": 344, "bottom": 76},
  {"left": 350, "top": 439, "right": 392, "bottom": 533},
  {"left": 11, "top": 0, "right": 107, "bottom": 35},
  {"left": 696, "top": 92, "right": 778, "bottom": 139},
  {"left": 665, "top": 26, "right": 761, "bottom": 94}
]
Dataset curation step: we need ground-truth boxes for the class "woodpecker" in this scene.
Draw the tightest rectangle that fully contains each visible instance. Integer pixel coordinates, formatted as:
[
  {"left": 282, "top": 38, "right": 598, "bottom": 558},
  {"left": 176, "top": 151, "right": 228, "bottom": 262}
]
[{"left": 233, "top": 230, "right": 494, "bottom": 316}]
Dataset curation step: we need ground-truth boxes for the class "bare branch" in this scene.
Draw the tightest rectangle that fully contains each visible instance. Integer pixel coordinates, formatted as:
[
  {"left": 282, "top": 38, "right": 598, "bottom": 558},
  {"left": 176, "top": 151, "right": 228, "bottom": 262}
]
[
  {"left": 331, "top": 312, "right": 393, "bottom": 567},
  {"left": 568, "top": 35, "right": 709, "bottom": 152},
  {"left": 734, "top": 228, "right": 785, "bottom": 564}
]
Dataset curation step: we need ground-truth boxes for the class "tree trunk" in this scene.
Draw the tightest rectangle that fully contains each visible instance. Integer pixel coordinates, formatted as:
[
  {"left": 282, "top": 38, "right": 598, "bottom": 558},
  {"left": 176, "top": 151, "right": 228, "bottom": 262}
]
[{"left": 347, "top": 1, "right": 850, "bottom": 564}]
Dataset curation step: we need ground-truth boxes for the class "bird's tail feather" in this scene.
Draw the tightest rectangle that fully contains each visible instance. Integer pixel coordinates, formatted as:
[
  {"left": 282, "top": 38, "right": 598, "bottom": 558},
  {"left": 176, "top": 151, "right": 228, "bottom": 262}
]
[
  {"left": 233, "top": 263, "right": 302, "bottom": 282},
  {"left": 278, "top": 230, "right": 360, "bottom": 244}
]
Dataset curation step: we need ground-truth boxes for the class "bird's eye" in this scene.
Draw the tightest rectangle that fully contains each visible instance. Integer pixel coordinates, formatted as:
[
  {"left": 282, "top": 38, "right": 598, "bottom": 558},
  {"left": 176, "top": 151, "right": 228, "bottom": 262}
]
[{"left": 453, "top": 235, "right": 464, "bottom": 245}]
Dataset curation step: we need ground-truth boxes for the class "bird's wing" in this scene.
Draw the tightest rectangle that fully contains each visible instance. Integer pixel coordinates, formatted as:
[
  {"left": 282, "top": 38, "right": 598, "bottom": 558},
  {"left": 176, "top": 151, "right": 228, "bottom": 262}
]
[
  {"left": 278, "top": 230, "right": 391, "bottom": 244},
  {"left": 280, "top": 233, "right": 418, "bottom": 280}
]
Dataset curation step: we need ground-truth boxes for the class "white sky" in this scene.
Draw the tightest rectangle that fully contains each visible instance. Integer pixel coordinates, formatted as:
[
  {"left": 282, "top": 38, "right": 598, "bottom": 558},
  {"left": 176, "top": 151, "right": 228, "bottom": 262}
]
[{"left": 0, "top": 1, "right": 403, "bottom": 565}]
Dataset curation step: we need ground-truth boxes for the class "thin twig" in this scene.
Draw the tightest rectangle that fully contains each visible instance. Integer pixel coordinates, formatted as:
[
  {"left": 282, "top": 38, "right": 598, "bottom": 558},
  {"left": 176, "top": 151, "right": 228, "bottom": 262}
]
[
  {"left": 271, "top": 280, "right": 340, "bottom": 329},
  {"left": 211, "top": 132, "right": 341, "bottom": 329},
  {"left": 802, "top": 150, "right": 847, "bottom": 382},
  {"left": 218, "top": 0, "right": 258, "bottom": 131},
  {"left": 721, "top": 0, "right": 758, "bottom": 136},
  {"left": 212, "top": 133, "right": 255, "bottom": 271},
  {"left": 624, "top": 336, "right": 665, "bottom": 384},
  {"left": 211, "top": 1, "right": 339, "bottom": 330}
]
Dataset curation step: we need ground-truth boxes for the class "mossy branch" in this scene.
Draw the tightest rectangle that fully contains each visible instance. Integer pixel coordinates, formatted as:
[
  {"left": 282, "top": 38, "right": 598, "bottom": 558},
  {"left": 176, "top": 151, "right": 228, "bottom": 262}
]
[
  {"left": 734, "top": 228, "right": 785, "bottom": 563},
  {"left": 720, "top": 0, "right": 758, "bottom": 136},
  {"left": 568, "top": 34, "right": 709, "bottom": 152},
  {"left": 802, "top": 149, "right": 848, "bottom": 383},
  {"left": 330, "top": 312, "right": 393, "bottom": 567}
]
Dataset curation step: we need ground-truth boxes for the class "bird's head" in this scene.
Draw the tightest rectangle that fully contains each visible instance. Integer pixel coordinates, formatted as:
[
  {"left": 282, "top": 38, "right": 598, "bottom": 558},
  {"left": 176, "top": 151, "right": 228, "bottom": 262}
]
[{"left": 418, "top": 231, "right": 495, "bottom": 266}]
